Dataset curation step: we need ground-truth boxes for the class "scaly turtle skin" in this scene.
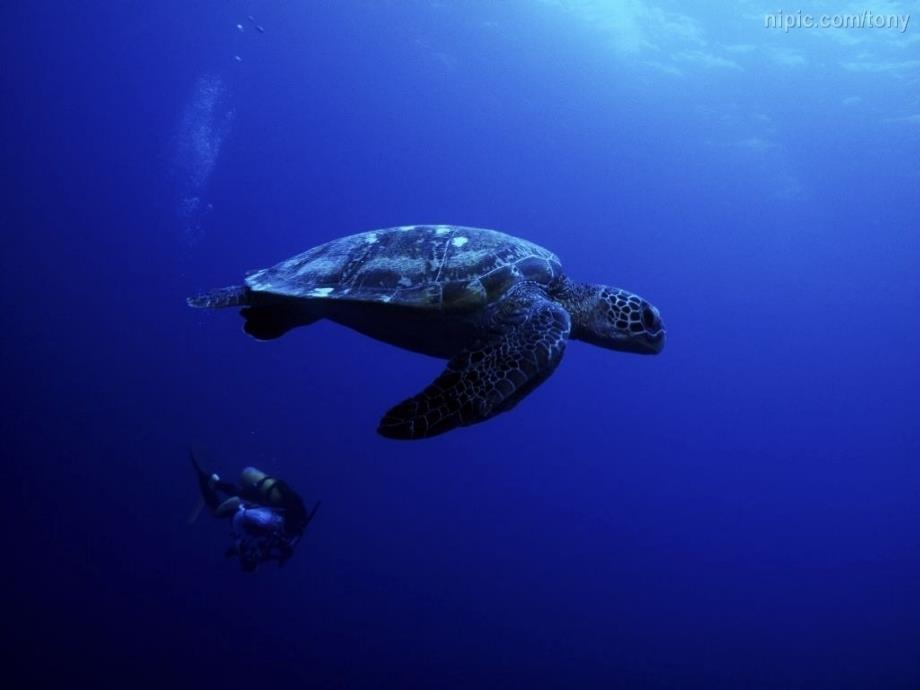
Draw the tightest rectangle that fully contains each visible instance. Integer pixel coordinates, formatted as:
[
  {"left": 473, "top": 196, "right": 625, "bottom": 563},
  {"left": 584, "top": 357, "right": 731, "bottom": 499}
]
[{"left": 189, "top": 225, "right": 665, "bottom": 439}]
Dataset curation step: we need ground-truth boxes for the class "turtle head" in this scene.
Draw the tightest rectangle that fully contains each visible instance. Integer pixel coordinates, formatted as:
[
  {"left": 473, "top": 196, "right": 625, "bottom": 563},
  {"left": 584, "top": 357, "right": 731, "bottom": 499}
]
[{"left": 558, "top": 281, "right": 665, "bottom": 354}]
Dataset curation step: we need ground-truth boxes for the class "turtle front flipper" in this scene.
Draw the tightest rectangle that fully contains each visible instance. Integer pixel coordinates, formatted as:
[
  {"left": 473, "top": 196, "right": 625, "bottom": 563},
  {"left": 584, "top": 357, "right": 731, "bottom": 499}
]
[{"left": 378, "top": 288, "right": 571, "bottom": 439}]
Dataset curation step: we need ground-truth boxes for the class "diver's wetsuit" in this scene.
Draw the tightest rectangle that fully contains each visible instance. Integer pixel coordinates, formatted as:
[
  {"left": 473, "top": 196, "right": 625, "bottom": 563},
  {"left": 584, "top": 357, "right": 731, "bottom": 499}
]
[
  {"left": 230, "top": 504, "right": 291, "bottom": 572},
  {"left": 191, "top": 453, "right": 320, "bottom": 571}
]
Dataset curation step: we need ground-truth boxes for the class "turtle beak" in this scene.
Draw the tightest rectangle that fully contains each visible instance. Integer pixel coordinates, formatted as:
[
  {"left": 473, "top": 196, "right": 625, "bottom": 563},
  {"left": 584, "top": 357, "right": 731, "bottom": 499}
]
[
  {"left": 644, "top": 328, "right": 665, "bottom": 354},
  {"left": 610, "top": 327, "right": 664, "bottom": 354},
  {"left": 638, "top": 303, "right": 665, "bottom": 354}
]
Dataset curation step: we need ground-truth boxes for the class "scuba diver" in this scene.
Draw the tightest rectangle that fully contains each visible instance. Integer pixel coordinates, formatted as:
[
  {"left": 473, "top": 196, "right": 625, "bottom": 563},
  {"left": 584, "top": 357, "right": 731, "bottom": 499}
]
[{"left": 191, "top": 452, "right": 320, "bottom": 572}]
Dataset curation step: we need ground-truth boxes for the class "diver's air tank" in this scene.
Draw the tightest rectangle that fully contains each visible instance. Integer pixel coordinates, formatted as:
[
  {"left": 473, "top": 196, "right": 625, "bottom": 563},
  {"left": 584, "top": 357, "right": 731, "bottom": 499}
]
[{"left": 239, "top": 466, "right": 286, "bottom": 508}]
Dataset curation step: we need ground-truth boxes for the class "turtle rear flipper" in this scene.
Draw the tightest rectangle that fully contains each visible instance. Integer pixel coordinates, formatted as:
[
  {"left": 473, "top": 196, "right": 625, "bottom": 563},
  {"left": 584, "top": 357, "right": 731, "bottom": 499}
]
[
  {"left": 187, "top": 284, "right": 319, "bottom": 339},
  {"left": 241, "top": 304, "right": 320, "bottom": 340},
  {"left": 378, "top": 289, "right": 571, "bottom": 439}
]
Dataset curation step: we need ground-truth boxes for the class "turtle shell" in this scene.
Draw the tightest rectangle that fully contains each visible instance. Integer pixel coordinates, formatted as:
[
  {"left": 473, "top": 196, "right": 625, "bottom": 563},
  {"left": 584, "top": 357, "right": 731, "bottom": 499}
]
[{"left": 244, "top": 225, "right": 562, "bottom": 310}]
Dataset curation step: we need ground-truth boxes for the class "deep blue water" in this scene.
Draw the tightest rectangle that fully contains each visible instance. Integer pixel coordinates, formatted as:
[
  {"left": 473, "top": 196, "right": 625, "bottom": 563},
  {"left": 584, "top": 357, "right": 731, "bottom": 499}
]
[{"left": 3, "top": 1, "right": 919, "bottom": 688}]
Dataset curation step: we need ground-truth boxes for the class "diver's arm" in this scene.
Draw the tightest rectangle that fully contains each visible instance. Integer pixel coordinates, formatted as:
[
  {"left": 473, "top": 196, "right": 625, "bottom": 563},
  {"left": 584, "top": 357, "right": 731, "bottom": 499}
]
[
  {"left": 215, "top": 496, "right": 242, "bottom": 518},
  {"left": 303, "top": 501, "right": 321, "bottom": 529}
]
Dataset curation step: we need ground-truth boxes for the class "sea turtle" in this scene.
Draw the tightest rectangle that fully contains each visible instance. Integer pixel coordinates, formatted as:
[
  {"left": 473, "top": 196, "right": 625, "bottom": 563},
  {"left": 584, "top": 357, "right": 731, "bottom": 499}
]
[{"left": 188, "top": 225, "right": 665, "bottom": 439}]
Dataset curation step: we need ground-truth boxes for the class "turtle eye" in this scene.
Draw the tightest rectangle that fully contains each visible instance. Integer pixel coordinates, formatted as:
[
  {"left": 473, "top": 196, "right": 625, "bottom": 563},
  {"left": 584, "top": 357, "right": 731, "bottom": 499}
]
[{"left": 642, "top": 306, "right": 657, "bottom": 330}]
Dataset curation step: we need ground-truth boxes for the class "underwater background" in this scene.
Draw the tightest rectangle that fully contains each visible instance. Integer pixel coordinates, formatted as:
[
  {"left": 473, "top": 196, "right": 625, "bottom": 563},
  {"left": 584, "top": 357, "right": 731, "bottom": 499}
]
[{"left": 3, "top": 1, "right": 919, "bottom": 688}]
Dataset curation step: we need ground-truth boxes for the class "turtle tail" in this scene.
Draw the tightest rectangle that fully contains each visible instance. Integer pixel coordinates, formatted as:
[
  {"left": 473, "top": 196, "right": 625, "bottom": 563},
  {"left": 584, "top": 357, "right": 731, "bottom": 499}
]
[{"left": 186, "top": 285, "right": 249, "bottom": 309}]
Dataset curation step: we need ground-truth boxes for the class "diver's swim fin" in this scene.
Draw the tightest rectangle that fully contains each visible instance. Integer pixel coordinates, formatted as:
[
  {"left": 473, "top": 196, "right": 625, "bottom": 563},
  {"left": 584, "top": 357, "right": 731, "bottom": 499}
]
[
  {"left": 304, "top": 500, "right": 321, "bottom": 529},
  {"left": 187, "top": 497, "right": 205, "bottom": 525},
  {"left": 190, "top": 450, "right": 206, "bottom": 478},
  {"left": 190, "top": 450, "right": 221, "bottom": 511}
]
